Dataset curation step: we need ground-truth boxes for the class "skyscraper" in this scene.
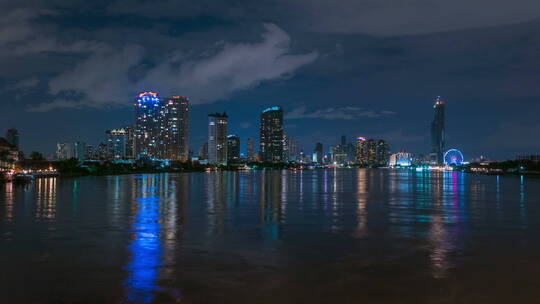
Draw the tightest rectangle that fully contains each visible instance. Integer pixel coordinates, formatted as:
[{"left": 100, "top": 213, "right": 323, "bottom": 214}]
[
  {"left": 246, "top": 138, "right": 254, "bottom": 161},
  {"left": 313, "top": 142, "right": 323, "bottom": 164},
  {"left": 227, "top": 135, "right": 240, "bottom": 162},
  {"left": 356, "top": 137, "right": 367, "bottom": 165},
  {"left": 124, "top": 126, "right": 135, "bottom": 159},
  {"left": 199, "top": 142, "right": 208, "bottom": 160},
  {"left": 134, "top": 92, "right": 161, "bottom": 159},
  {"left": 430, "top": 97, "right": 445, "bottom": 165},
  {"left": 56, "top": 142, "right": 86, "bottom": 160},
  {"left": 163, "top": 96, "right": 189, "bottom": 161},
  {"left": 134, "top": 92, "right": 189, "bottom": 160},
  {"left": 367, "top": 139, "right": 377, "bottom": 166},
  {"left": 208, "top": 113, "right": 228, "bottom": 165},
  {"left": 106, "top": 128, "right": 128, "bottom": 159},
  {"left": 376, "top": 139, "right": 390, "bottom": 166},
  {"left": 259, "top": 106, "right": 284, "bottom": 163},
  {"left": 5, "top": 128, "right": 19, "bottom": 150},
  {"left": 287, "top": 136, "right": 299, "bottom": 162}
]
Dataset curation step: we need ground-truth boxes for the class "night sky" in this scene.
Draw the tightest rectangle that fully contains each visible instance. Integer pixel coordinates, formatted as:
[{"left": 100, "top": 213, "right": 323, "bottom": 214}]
[{"left": 1, "top": 0, "right": 540, "bottom": 160}]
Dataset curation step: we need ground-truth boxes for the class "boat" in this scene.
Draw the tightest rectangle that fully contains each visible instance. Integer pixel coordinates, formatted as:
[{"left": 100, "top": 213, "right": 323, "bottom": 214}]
[{"left": 13, "top": 173, "right": 35, "bottom": 183}]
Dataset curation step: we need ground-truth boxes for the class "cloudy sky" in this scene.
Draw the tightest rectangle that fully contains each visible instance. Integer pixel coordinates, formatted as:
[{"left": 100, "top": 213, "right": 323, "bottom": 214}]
[{"left": 1, "top": 0, "right": 540, "bottom": 159}]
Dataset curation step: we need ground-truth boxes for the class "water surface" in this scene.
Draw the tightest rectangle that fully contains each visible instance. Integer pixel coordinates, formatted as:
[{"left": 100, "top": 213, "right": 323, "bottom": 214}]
[{"left": 1, "top": 169, "right": 540, "bottom": 303}]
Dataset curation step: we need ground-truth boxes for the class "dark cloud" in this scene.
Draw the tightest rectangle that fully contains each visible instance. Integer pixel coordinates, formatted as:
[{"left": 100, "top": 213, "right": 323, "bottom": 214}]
[{"left": 286, "top": 106, "right": 395, "bottom": 120}]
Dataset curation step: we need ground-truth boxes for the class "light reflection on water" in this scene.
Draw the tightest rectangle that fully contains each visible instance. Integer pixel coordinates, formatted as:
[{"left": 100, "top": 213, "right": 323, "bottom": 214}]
[{"left": 1, "top": 169, "right": 539, "bottom": 303}]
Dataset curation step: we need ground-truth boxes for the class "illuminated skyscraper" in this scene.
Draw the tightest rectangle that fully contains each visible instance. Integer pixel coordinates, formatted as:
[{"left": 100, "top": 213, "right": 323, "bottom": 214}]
[
  {"left": 430, "top": 97, "right": 445, "bottom": 165},
  {"left": 106, "top": 128, "right": 128, "bottom": 159},
  {"left": 134, "top": 92, "right": 189, "bottom": 160},
  {"left": 208, "top": 113, "right": 228, "bottom": 165},
  {"left": 134, "top": 92, "right": 161, "bottom": 159},
  {"left": 376, "top": 139, "right": 390, "bottom": 166},
  {"left": 259, "top": 106, "right": 284, "bottom": 163},
  {"left": 367, "top": 139, "right": 377, "bottom": 165},
  {"left": 356, "top": 137, "right": 367, "bottom": 165},
  {"left": 287, "top": 137, "right": 299, "bottom": 162},
  {"left": 227, "top": 135, "right": 240, "bottom": 162},
  {"left": 163, "top": 96, "right": 190, "bottom": 161}
]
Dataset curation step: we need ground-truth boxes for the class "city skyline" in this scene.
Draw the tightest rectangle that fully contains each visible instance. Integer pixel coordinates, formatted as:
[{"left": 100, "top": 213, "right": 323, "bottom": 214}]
[{"left": 2, "top": 1, "right": 540, "bottom": 160}]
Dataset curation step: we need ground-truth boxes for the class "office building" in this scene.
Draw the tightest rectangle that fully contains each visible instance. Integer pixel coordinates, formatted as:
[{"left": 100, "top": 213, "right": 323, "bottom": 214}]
[
  {"left": 313, "top": 142, "right": 323, "bottom": 164},
  {"left": 430, "top": 97, "right": 445, "bottom": 165},
  {"left": 246, "top": 138, "right": 255, "bottom": 161},
  {"left": 376, "top": 139, "right": 390, "bottom": 166},
  {"left": 163, "top": 96, "right": 190, "bottom": 161},
  {"left": 56, "top": 142, "right": 86, "bottom": 160},
  {"left": 389, "top": 150, "right": 412, "bottom": 167},
  {"left": 208, "top": 113, "right": 228, "bottom": 165},
  {"left": 227, "top": 135, "right": 240, "bottom": 162},
  {"left": 259, "top": 106, "right": 284, "bottom": 163},
  {"left": 106, "top": 128, "right": 128, "bottom": 159},
  {"left": 367, "top": 139, "right": 377, "bottom": 165},
  {"left": 199, "top": 142, "right": 208, "bottom": 160},
  {"left": 134, "top": 92, "right": 190, "bottom": 160},
  {"left": 356, "top": 137, "right": 367, "bottom": 165}
]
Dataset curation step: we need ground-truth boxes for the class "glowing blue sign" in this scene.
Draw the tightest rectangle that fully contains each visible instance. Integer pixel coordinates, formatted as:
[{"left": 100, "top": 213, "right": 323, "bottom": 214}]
[{"left": 262, "top": 106, "right": 282, "bottom": 113}]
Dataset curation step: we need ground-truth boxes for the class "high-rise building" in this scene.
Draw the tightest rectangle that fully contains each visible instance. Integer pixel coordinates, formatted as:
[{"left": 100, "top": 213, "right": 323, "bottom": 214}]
[
  {"left": 5, "top": 128, "right": 19, "bottom": 150},
  {"left": 287, "top": 136, "right": 299, "bottom": 162},
  {"left": 246, "top": 138, "right": 255, "bottom": 161},
  {"left": 124, "top": 126, "right": 135, "bottom": 159},
  {"left": 356, "top": 137, "right": 367, "bottom": 165},
  {"left": 97, "top": 142, "right": 108, "bottom": 160},
  {"left": 199, "top": 142, "right": 208, "bottom": 160},
  {"left": 367, "top": 139, "right": 377, "bottom": 165},
  {"left": 259, "top": 106, "right": 284, "bottom": 163},
  {"left": 106, "top": 128, "right": 128, "bottom": 159},
  {"left": 134, "top": 92, "right": 189, "bottom": 160},
  {"left": 376, "top": 139, "right": 390, "bottom": 166},
  {"left": 208, "top": 113, "right": 228, "bottom": 165},
  {"left": 134, "top": 92, "right": 161, "bottom": 159},
  {"left": 163, "top": 96, "right": 189, "bottom": 161},
  {"left": 85, "top": 144, "right": 95, "bottom": 160},
  {"left": 430, "top": 97, "right": 445, "bottom": 165},
  {"left": 56, "top": 142, "right": 86, "bottom": 160},
  {"left": 341, "top": 135, "right": 347, "bottom": 146},
  {"left": 313, "top": 142, "right": 323, "bottom": 164},
  {"left": 227, "top": 135, "right": 240, "bottom": 162}
]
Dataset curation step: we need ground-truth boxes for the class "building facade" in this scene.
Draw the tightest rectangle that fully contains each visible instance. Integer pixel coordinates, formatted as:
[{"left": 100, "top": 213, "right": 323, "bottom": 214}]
[
  {"left": 376, "top": 139, "right": 390, "bottom": 166},
  {"left": 246, "top": 138, "right": 254, "bottom": 161},
  {"left": 106, "top": 128, "right": 128, "bottom": 159},
  {"left": 56, "top": 142, "right": 86, "bottom": 160},
  {"left": 430, "top": 97, "right": 445, "bottom": 165},
  {"left": 208, "top": 113, "right": 228, "bottom": 165},
  {"left": 356, "top": 137, "right": 367, "bottom": 165},
  {"left": 259, "top": 106, "right": 284, "bottom": 163},
  {"left": 227, "top": 135, "right": 240, "bottom": 162},
  {"left": 389, "top": 150, "right": 412, "bottom": 167},
  {"left": 313, "top": 142, "right": 323, "bottom": 164},
  {"left": 134, "top": 92, "right": 189, "bottom": 160}
]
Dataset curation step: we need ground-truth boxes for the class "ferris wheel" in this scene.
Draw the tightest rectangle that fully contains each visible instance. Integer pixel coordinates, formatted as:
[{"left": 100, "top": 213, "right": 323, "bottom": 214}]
[{"left": 444, "top": 149, "right": 464, "bottom": 166}]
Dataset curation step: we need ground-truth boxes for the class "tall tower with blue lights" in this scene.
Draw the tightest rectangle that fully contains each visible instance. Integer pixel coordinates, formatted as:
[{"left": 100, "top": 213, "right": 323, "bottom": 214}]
[
  {"left": 259, "top": 106, "right": 284, "bottom": 163},
  {"left": 430, "top": 96, "right": 445, "bottom": 165},
  {"left": 134, "top": 92, "right": 190, "bottom": 160}
]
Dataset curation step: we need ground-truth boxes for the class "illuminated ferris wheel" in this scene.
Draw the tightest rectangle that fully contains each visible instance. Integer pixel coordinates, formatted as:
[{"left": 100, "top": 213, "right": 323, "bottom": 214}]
[{"left": 444, "top": 149, "right": 464, "bottom": 166}]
